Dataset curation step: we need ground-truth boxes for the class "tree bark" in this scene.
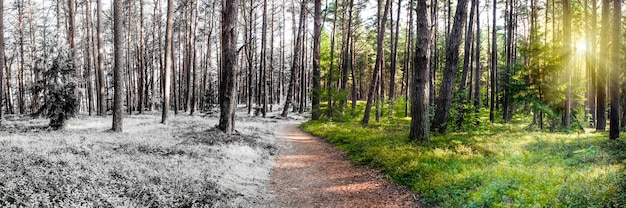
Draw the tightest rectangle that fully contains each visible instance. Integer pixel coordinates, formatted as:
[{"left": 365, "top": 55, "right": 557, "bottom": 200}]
[
  {"left": 97, "top": 0, "right": 106, "bottom": 115},
  {"left": 409, "top": 0, "right": 431, "bottom": 141},
  {"left": 282, "top": 2, "right": 305, "bottom": 117},
  {"left": 0, "top": 0, "right": 4, "bottom": 121},
  {"left": 362, "top": 0, "right": 391, "bottom": 126},
  {"left": 432, "top": 0, "right": 468, "bottom": 133},
  {"left": 162, "top": 0, "right": 174, "bottom": 125},
  {"left": 609, "top": 0, "right": 621, "bottom": 139},
  {"left": 261, "top": 0, "right": 269, "bottom": 117},
  {"left": 312, "top": 0, "right": 322, "bottom": 120},
  {"left": 473, "top": 0, "right": 481, "bottom": 110},
  {"left": 17, "top": 0, "right": 25, "bottom": 114},
  {"left": 327, "top": 0, "right": 339, "bottom": 118},
  {"left": 340, "top": 0, "right": 355, "bottom": 113},
  {"left": 112, "top": 0, "right": 124, "bottom": 132},
  {"left": 490, "top": 0, "right": 497, "bottom": 123},
  {"left": 597, "top": 0, "right": 609, "bottom": 131},
  {"left": 218, "top": 0, "right": 239, "bottom": 134},
  {"left": 388, "top": 0, "right": 401, "bottom": 102},
  {"left": 85, "top": 0, "right": 95, "bottom": 116}
]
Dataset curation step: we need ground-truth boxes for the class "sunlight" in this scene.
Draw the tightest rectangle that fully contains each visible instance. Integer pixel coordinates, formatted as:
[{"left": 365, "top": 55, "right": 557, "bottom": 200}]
[{"left": 576, "top": 39, "right": 587, "bottom": 54}]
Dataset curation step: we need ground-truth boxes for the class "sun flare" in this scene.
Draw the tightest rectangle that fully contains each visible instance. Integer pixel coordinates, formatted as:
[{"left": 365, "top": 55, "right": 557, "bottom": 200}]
[{"left": 576, "top": 39, "right": 587, "bottom": 53}]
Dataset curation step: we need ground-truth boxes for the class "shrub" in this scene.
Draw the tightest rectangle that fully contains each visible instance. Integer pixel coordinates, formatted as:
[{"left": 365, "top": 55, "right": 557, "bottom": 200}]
[{"left": 33, "top": 54, "right": 79, "bottom": 129}]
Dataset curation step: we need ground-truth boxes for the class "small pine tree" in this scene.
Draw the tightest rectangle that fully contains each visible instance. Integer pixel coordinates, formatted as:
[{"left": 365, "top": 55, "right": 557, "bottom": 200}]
[{"left": 33, "top": 54, "right": 78, "bottom": 129}]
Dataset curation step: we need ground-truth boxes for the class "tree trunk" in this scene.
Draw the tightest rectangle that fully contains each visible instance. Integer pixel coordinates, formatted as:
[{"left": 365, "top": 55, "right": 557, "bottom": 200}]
[
  {"left": 85, "top": 0, "right": 94, "bottom": 116},
  {"left": 340, "top": 0, "right": 355, "bottom": 113},
  {"left": 218, "top": 0, "right": 239, "bottom": 134},
  {"left": 502, "top": 0, "right": 514, "bottom": 123},
  {"left": 282, "top": 2, "right": 306, "bottom": 117},
  {"left": 97, "top": 0, "right": 106, "bottom": 115},
  {"left": 362, "top": 0, "right": 391, "bottom": 126},
  {"left": 460, "top": 0, "right": 476, "bottom": 93},
  {"left": 0, "top": 0, "right": 4, "bottom": 121},
  {"left": 473, "top": 0, "right": 481, "bottom": 110},
  {"left": 17, "top": 0, "right": 25, "bottom": 114},
  {"left": 490, "top": 0, "right": 497, "bottom": 123},
  {"left": 597, "top": 0, "right": 609, "bottom": 131},
  {"left": 312, "top": 0, "right": 322, "bottom": 120},
  {"left": 388, "top": 0, "right": 401, "bottom": 102},
  {"left": 327, "top": 0, "right": 339, "bottom": 118},
  {"left": 112, "top": 0, "right": 124, "bottom": 132},
  {"left": 162, "top": 0, "right": 173, "bottom": 125},
  {"left": 409, "top": 0, "right": 431, "bottom": 141},
  {"left": 609, "top": 0, "right": 621, "bottom": 139},
  {"left": 260, "top": 0, "right": 269, "bottom": 117},
  {"left": 432, "top": 0, "right": 468, "bottom": 133}
]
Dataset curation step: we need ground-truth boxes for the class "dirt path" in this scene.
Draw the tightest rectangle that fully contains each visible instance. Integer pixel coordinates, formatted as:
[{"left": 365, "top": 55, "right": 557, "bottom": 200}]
[{"left": 265, "top": 122, "right": 422, "bottom": 208}]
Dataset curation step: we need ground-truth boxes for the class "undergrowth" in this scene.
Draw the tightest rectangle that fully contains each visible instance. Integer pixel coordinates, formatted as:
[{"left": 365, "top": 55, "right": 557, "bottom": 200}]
[
  {"left": 0, "top": 115, "right": 275, "bottom": 207},
  {"left": 302, "top": 101, "right": 626, "bottom": 207}
]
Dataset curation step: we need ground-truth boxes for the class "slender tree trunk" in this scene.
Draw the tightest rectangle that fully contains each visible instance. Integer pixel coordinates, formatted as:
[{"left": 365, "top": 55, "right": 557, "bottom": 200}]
[
  {"left": 162, "top": 0, "right": 174, "bottom": 125},
  {"left": 590, "top": 0, "right": 597, "bottom": 126},
  {"left": 0, "top": 0, "right": 4, "bottom": 121},
  {"left": 362, "top": 0, "right": 391, "bottom": 126},
  {"left": 490, "top": 0, "right": 497, "bottom": 123},
  {"left": 327, "top": 0, "right": 339, "bottom": 118},
  {"left": 68, "top": 0, "right": 80, "bottom": 108},
  {"left": 282, "top": 2, "right": 306, "bottom": 117},
  {"left": 112, "top": 0, "right": 124, "bottom": 132},
  {"left": 17, "top": 0, "right": 25, "bottom": 114},
  {"left": 312, "top": 0, "right": 322, "bottom": 120},
  {"left": 403, "top": 1, "right": 414, "bottom": 117},
  {"left": 218, "top": 0, "right": 239, "bottom": 134},
  {"left": 460, "top": 0, "right": 476, "bottom": 93},
  {"left": 260, "top": 0, "right": 269, "bottom": 117},
  {"left": 85, "top": 0, "right": 94, "bottom": 116},
  {"left": 138, "top": 0, "right": 145, "bottom": 114},
  {"left": 502, "top": 0, "right": 514, "bottom": 122},
  {"left": 432, "top": 0, "right": 468, "bottom": 133},
  {"left": 609, "top": 0, "right": 621, "bottom": 139},
  {"left": 97, "top": 0, "right": 106, "bottom": 115},
  {"left": 340, "top": 0, "right": 355, "bottom": 113},
  {"left": 473, "top": 0, "right": 481, "bottom": 110},
  {"left": 410, "top": 0, "right": 431, "bottom": 141},
  {"left": 597, "top": 0, "right": 609, "bottom": 131}
]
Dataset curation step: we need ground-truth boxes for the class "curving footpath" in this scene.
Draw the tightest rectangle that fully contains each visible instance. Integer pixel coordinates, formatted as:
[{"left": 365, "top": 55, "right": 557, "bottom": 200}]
[{"left": 265, "top": 122, "right": 422, "bottom": 208}]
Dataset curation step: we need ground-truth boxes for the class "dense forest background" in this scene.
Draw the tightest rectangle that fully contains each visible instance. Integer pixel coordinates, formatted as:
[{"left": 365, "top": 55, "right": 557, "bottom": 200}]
[{"left": 0, "top": 0, "right": 624, "bottom": 136}]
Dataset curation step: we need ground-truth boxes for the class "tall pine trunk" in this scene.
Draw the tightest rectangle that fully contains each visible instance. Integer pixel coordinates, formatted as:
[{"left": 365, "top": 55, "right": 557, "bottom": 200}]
[
  {"left": 112, "top": 0, "right": 124, "bottom": 132},
  {"left": 312, "top": 0, "right": 322, "bottom": 120},
  {"left": 162, "top": 0, "right": 174, "bottom": 125},
  {"left": 409, "top": 0, "right": 431, "bottom": 141},
  {"left": 490, "top": 0, "right": 497, "bottom": 123},
  {"left": 282, "top": 2, "right": 305, "bottom": 117},
  {"left": 597, "top": 0, "right": 609, "bottom": 131},
  {"left": 609, "top": 0, "right": 621, "bottom": 139},
  {"left": 563, "top": 0, "right": 571, "bottom": 128},
  {"left": 432, "top": 0, "right": 468, "bottom": 133},
  {"left": 362, "top": 0, "right": 391, "bottom": 125},
  {"left": 218, "top": 0, "right": 239, "bottom": 134}
]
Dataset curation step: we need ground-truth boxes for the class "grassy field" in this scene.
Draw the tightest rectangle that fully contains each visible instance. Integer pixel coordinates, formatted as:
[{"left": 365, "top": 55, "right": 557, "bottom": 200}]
[
  {"left": 0, "top": 113, "right": 278, "bottom": 207},
  {"left": 302, "top": 102, "right": 626, "bottom": 207}
]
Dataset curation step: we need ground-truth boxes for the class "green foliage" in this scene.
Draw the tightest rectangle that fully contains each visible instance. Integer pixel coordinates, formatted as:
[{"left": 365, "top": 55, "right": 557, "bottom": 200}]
[
  {"left": 33, "top": 54, "right": 79, "bottom": 129},
  {"left": 303, "top": 103, "right": 626, "bottom": 207}
]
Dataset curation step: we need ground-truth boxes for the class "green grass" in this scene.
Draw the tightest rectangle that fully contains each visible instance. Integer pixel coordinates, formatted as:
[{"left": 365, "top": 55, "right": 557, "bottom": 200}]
[{"left": 303, "top": 102, "right": 626, "bottom": 207}]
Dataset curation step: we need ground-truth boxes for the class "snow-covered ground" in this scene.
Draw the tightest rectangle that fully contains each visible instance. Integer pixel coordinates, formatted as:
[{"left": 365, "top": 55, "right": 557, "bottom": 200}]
[{"left": 0, "top": 106, "right": 307, "bottom": 207}]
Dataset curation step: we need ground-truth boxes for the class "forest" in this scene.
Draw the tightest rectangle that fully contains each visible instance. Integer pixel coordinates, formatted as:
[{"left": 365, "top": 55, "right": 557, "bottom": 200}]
[{"left": 0, "top": 0, "right": 625, "bottom": 206}]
